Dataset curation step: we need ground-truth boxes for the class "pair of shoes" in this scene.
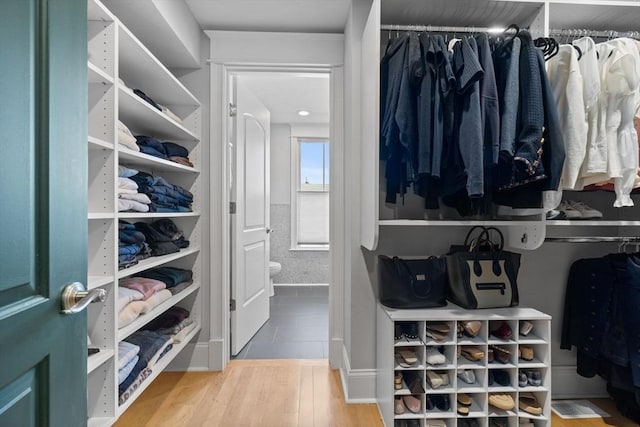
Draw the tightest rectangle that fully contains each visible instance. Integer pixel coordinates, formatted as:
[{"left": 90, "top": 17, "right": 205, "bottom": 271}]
[
  {"left": 426, "top": 322, "right": 450, "bottom": 341},
  {"left": 491, "top": 321, "right": 513, "bottom": 340},
  {"left": 518, "top": 392, "right": 543, "bottom": 415},
  {"left": 490, "top": 369, "right": 511, "bottom": 387},
  {"left": 403, "top": 371, "right": 425, "bottom": 394},
  {"left": 520, "top": 370, "right": 542, "bottom": 386},
  {"left": 396, "top": 322, "right": 419, "bottom": 340},
  {"left": 519, "top": 321, "right": 534, "bottom": 336},
  {"left": 519, "top": 345, "right": 534, "bottom": 361},
  {"left": 558, "top": 200, "right": 603, "bottom": 220},
  {"left": 394, "top": 372, "right": 403, "bottom": 390},
  {"left": 426, "top": 371, "right": 449, "bottom": 389},
  {"left": 394, "top": 395, "right": 422, "bottom": 414},
  {"left": 460, "top": 320, "right": 482, "bottom": 337},
  {"left": 457, "top": 369, "right": 476, "bottom": 384},
  {"left": 488, "top": 393, "right": 515, "bottom": 410},
  {"left": 490, "top": 345, "right": 512, "bottom": 364},
  {"left": 396, "top": 348, "right": 418, "bottom": 367},
  {"left": 425, "top": 347, "right": 446, "bottom": 365},
  {"left": 460, "top": 345, "right": 484, "bottom": 362},
  {"left": 426, "top": 394, "right": 450, "bottom": 411},
  {"left": 457, "top": 393, "right": 472, "bottom": 415}
]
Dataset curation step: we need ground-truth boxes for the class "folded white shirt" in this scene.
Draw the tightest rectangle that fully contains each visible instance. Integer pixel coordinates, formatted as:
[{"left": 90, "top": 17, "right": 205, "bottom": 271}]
[
  {"left": 118, "top": 199, "right": 149, "bottom": 212},
  {"left": 118, "top": 177, "right": 138, "bottom": 190},
  {"left": 119, "top": 192, "right": 151, "bottom": 204},
  {"left": 118, "top": 120, "right": 139, "bottom": 151}
]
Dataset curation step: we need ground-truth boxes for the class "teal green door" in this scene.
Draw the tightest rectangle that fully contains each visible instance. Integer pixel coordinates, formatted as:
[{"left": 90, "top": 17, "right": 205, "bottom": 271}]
[{"left": 0, "top": 0, "right": 88, "bottom": 426}]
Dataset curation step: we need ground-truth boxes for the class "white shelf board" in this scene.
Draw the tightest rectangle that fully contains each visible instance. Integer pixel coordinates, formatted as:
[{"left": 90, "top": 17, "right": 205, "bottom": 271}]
[
  {"left": 117, "top": 282, "right": 201, "bottom": 341},
  {"left": 487, "top": 385, "right": 517, "bottom": 392},
  {"left": 458, "top": 386, "right": 486, "bottom": 393},
  {"left": 118, "top": 148, "right": 199, "bottom": 173},
  {"left": 520, "top": 386, "right": 548, "bottom": 393},
  {"left": 394, "top": 338, "right": 423, "bottom": 347},
  {"left": 546, "top": 220, "right": 640, "bottom": 226},
  {"left": 382, "top": 304, "right": 552, "bottom": 322},
  {"left": 88, "top": 275, "right": 114, "bottom": 289},
  {"left": 549, "top": 0, "right": 640, "bottom": 31},
  {"left": 88, "top": 212, "right": 115, "bottom": 220},
  {"left": 118, "top": 211, "right": 200, "bottom": 220},
  {"left": 117, "top": 323, "right": 201, "bottom": 415},
  {"left": 379, "top": 219, "right": 542, "bottom": 226},
  {"left": 87, "top": 0, "right": 114, "bottom": 22},
  {"left": 88, "top": 61, "right": 114, "bottom": 85},
  {"left": 117, "top": 247, "right": 199, "bottom": 278},
  {"left": 88, "top": 136, "right": 114, "bottom": 151},
  {"left": 87, "top": 349, "right": 115, "bottom": 374},
  {"left": 118, "top": 88, "right": 199, "bottom": 141},
  {"left": 87, "top": 416, "right": 114, "bottom": 427},
  {"left": 117, "top": 25, "right": 199, "bottom": 110},
  {"left": 425, "top": 386, "right": 456, "bottom": 394}
]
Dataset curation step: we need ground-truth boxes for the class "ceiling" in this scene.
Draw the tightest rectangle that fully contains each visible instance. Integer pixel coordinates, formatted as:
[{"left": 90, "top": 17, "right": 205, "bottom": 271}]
[
  {"left": 185, "top": 0, "right": 350, "bottom": 33},
  {"left": 239, "top": 73, "right": 330, "bottom": 124}
]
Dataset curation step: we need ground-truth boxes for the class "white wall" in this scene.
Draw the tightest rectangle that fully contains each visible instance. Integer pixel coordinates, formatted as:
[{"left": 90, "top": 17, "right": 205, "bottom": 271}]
[{"left": 270, "top": 124, "right": 292, "bottom": 205}]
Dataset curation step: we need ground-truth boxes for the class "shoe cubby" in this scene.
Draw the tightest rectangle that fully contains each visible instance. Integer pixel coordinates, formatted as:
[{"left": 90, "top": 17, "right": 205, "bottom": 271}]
[
  {"left": 425, "top": 321, "right": 455, "bottom": 344},
  {"left": 517, "top": 344, "right": 548, "bottom": 368},
  {"left": 457, "top": 392, "right": 486, "bottom": 417},
  {"left": 377, "top": 305, "right": 551, "bottom": 427}
]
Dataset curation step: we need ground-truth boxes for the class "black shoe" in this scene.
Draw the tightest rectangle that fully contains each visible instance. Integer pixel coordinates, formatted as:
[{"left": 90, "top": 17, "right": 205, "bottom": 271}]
[
  {"left": 401, "top": 322, "right": 419, "bottom": 339},
  {"left": 493, "top": 370, "right": 511, "bottom": 387},
  {"left": 488, "top": 370, "right": 494, "bottom": 386},
  {"left": 432, "top": 394, "right": 450, "bottom": 411},
  {"left": 394, "top": 324, "right": 403, "bottom": 340},
  {"left": 403, "top": 371, "right": 425, "bottom": 394}
]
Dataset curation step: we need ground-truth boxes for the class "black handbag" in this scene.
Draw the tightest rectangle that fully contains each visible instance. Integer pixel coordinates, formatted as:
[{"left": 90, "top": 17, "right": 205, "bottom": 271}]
[
  {"left": 377, "top": 255, "right": 448, "bottom": 309},
  {"left": 445, "top": 226, "right": 520, "bottom": 309}
]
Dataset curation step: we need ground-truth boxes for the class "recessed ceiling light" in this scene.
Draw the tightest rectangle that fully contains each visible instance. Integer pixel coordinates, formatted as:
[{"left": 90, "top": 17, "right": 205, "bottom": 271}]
[{"left": 297, "top": 110, "right": 310, "bottom": 116}]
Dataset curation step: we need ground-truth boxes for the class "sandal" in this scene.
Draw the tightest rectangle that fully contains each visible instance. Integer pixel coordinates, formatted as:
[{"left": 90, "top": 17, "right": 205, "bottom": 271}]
[
  {"left": 396, "top": 348, "right": 418, "bottom": 365},
  {"left": 426, "top": 329, "right": 446, "bottom": 341},
  {"left": 426, "top": 371, "right": 449, "bottom": 389},
  {"left": 518, "top": 392, "right": 542, "bottom": 415},
  {"left": 460, "top": 345, "right": 485, "bottom": 362},
  {"left": 457, "top": 393, "right": 472, "bottom": 406},
  {"left": 427, "top": 322, "right": 450, "bottom": 334}
]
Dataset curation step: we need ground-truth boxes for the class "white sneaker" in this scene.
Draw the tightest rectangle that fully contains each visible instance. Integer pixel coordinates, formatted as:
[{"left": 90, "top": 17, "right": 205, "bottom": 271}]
[
  {"left": 557, "top": 200, "right": 583, "bottom": 219},
  {"left": 569, "top": 200, "right": 603, "bottom": 219},
  {"left": 425, "top": 347, "right": 446, "bottom": 365}
]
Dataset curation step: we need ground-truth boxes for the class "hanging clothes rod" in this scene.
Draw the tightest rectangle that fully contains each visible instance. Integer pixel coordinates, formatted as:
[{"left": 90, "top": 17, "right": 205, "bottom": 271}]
[
  {"left": 380, "top": 24, "right": 513, "bottom": 33},
  {"left": 545, "top": 236, "right": 640, "bottom": 243},
  {"left": 548, "top": 28, "right": 640, "bottom": 40}
]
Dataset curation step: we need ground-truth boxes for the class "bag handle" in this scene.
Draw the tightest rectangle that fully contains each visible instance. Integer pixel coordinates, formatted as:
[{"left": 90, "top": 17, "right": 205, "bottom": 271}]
[
  {"left": 471, "top": 227, "right": 505, "bottom": 276},
  {"left": 464, "top": 226, "right": 489, "bottom": 247},
  {"left": 393, "top": 256, "right": 435, "bottom": 299}
]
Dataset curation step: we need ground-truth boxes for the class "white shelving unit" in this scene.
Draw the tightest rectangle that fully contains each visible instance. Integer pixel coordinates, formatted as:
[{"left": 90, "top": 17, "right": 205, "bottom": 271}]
[
  {"left": 86, "top": 0, "right": 203, "bottom": 424},
  {"left": 377, "top": 304, "right": 552, "bottom": 427}
]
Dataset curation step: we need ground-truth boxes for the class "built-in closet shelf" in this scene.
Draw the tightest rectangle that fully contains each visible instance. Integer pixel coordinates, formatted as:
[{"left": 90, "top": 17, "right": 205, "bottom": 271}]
[
  {"left": 117, "top": 247, "right": 199, "bottom": 278},
  {"left": 546, "top": 220, "right": 640, "bottom": 226},
  {"left": 548, "top": 1, "right": 640, "bottom": 32},
  {"left": 117, "top": 323, "right": 201, "bottom": 415},
  {"left": 118, "top": 148, "right": 199, "bottom": 173},
  {"left": 117, "top": 26, "right": 199, "bottom": 110},
  {"left": 378, "top": 220, "right": 542, "bottom": 226},
  {"left": 117, "top": 283, "right": 201, "bottom": 342},
  {"left": 87, "top": 349, "right": 115, "bottom": 374},
  {"left": 88, "top": 136, "right": 114, "bottom": 151},
  {"left": 88, "top": 275, "right": 115, "bottom": 290},
  {"left": 88, "top": 62, "right": 114, "bottom": 85},
  {"left": 118, "top": 88, "right": 199, "bottom": 141},
  {"left": 87, "top": 417, "right": 113, "bottom": 427},
  {"left": 88, "top": 0, "right": 114, "bottom": 22},
  {"left": 118, "top": 211, "right": 200, "bottom": 220},
  {"left": 88, "top": 212, "right": 115, "bottom": 220}
]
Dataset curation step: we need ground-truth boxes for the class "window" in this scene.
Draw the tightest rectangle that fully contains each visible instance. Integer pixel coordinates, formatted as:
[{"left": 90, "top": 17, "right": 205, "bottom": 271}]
[{"left": 292, "top": 139, "right": 329, "bottom": 249}]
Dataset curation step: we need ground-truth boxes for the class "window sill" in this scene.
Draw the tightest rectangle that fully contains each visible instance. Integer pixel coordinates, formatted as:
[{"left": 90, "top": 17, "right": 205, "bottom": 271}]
[{"left": 289, "top": 245, "right": 330, "bottom": 252}]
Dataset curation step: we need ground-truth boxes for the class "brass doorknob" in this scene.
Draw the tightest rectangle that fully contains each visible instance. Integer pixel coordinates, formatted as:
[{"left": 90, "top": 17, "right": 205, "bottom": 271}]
[{"left": 60, "top": 282, "right": 106, "bottom": 314}]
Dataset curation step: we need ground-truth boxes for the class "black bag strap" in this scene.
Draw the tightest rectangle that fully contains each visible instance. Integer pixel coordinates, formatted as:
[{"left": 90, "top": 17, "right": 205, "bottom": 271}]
[
  {"left": 393, "top": 256, "right": 435, "bottom": 299},
  {"left": 464, "top": 226, "right": 489, "bottom": 247},
  {"left": 471, "top": 227, "right": 505, "bottom": 276}
]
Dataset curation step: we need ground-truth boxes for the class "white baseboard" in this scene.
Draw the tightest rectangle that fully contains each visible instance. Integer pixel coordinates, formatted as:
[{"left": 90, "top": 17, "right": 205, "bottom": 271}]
[
  {"left": 208, "top": 338, "right": 225, "bottom": 371},
  {"left": 273, "top": 283, "right": 329, "bottom": 287},
  {"left": 339, "top": 345, "right": 376, "bottom": 403},
  {"left": 166, "top": 342, "right": 210, "bottom": 371},
  {"left": 551, "top": 366, "right": 608, "bottom": 399}
]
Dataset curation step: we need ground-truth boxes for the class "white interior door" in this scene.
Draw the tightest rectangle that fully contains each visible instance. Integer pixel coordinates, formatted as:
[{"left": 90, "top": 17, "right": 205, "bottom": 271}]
[{"left": 230, "top": 75, "right": 271, "bottom": 356}]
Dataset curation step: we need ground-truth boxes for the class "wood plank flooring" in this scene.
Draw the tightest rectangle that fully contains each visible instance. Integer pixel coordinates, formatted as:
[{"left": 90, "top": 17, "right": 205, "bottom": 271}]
[{"left": 115, "top": 359, "right": 637, "bottom": 426}]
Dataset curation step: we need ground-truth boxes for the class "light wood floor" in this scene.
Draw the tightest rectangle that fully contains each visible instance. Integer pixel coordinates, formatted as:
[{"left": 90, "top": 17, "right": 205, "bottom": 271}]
[{"left": 115, "top": 359, "right": 637, "bottom": 427}]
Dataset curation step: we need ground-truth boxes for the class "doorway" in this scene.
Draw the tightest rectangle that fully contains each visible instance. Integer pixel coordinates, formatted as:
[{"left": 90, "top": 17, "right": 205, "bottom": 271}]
[{"left": 228, "top": 71, "right": 332, "bottom": 359}]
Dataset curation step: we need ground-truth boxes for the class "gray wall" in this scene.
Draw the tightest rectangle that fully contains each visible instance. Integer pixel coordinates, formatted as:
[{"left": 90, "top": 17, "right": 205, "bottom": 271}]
[{"left": 270, "top": 124, "right": 330, "bottom": 284}]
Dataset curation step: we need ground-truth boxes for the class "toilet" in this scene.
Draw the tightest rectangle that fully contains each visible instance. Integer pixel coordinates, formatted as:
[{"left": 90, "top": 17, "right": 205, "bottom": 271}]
[{"left": 269, "top": 261, "right": 281, "bottom": 297}]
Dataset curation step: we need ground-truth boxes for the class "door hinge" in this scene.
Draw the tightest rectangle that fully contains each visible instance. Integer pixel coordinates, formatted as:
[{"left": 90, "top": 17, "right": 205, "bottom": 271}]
[
  {"left": 229, "top": 103, "right": 237, "bottom": 117},
  {"left": 229, "top": 202, "right": 236, "bottom": 214},
  {"left": 230, "top": 299, "right": 236, "bottom": 311}
]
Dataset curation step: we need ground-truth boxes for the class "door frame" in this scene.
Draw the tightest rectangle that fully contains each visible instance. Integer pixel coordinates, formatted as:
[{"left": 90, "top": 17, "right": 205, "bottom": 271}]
[{"left": 206, "top": 31, "right": 345, "bottom": 370}]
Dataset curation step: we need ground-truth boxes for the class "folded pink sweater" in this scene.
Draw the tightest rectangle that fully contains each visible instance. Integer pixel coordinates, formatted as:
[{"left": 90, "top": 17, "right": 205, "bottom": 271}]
[{"left": 119, "top": 277, "right": 166, "bottom": 300}]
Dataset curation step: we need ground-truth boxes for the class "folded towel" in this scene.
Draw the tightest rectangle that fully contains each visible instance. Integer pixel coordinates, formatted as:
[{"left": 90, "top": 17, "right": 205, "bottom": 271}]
[
  {"left": 118, "top": 198, "right": 150, "bottom": 212},
  {"left": 139, "top": 289, "right": 172, "bottom": 314},
  {"left": 118, "top": 355, "right": 139, "bottom": 385},
  {"left": 118, "top": 301, "right": 145, "bottom": 328},
  {"left": 118, "top": 341, "right": 141, "bottom": 370},
  {"left": 119, "top": 277, "right": 166, "bottom": 300},
  {"left": 117, "top": 287, "right": 144, "bottom": 313},
  {"left": 118, "top": 177, "right": 138, "bottom": 191},
  {"left": 118, "top": 192, "right": 151, "bottom": 204}
]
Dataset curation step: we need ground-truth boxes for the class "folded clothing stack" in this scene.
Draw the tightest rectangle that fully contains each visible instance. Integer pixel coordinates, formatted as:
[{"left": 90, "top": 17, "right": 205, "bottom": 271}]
[
  {"left": 118, "top": 341, "right": 140, "bottom": 386},
  {"left": 134, "top": 135, "right": 194, "bottom": 168},
  {"left": 119, "top": 330, "right": 173, "bottom": 405},
  {"left": 130, "top": 171, "right": 193, "bottom": 213},
  {"left": 118, "top": 120, "right": 139, "bottom": 152},
  {"left": 135, "top": 266, "right": 193, "bottom": 295},
  {"left": 143, "top": 306, "right": 197, "bottom": 344},
  {"left": 117, "top": 277, "right": 172, "bottom": 328},
  {"left": 118, "top": 221, "right": 151, "bottom": 270},
  {"left": 118, "top": 166, "right": 152, "bottom": 213}
]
